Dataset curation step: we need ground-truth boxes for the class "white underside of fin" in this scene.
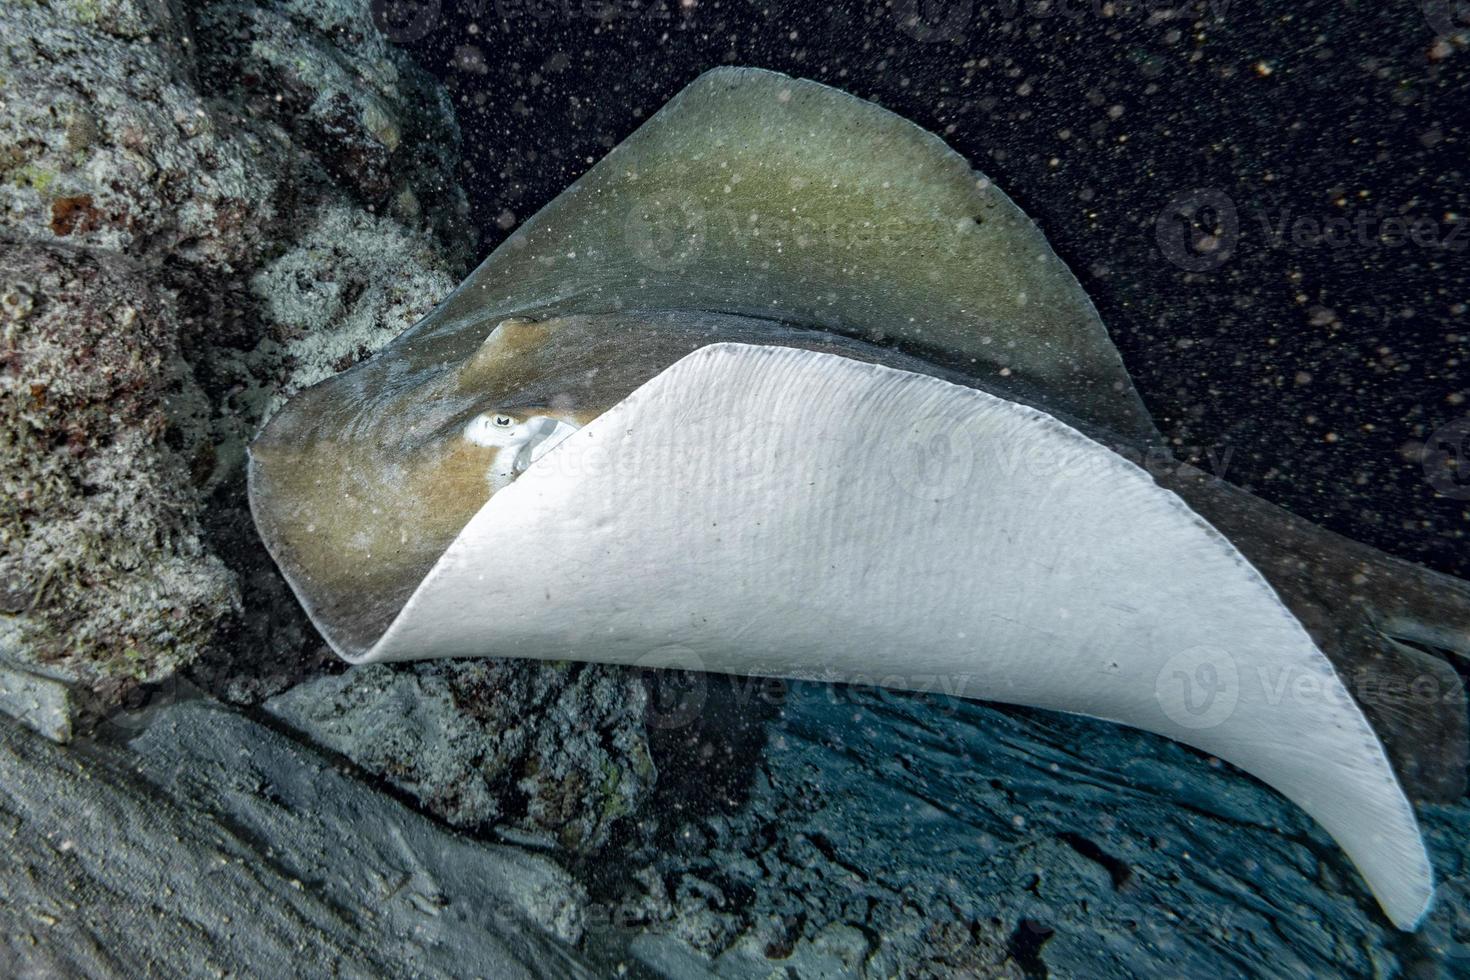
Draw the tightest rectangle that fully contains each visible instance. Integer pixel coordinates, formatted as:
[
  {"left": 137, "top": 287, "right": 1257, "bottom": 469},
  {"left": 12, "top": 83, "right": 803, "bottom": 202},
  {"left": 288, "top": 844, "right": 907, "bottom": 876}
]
[{"left": 362, "top": 342, "right": 1432, "bottom": 930}]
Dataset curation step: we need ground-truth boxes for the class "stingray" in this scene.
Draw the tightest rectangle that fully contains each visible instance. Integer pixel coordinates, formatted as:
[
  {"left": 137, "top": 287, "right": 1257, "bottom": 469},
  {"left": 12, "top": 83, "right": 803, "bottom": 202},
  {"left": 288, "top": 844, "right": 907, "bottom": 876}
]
[{"left": 248, "top": 67, "right": 1470, "bottom": 930}]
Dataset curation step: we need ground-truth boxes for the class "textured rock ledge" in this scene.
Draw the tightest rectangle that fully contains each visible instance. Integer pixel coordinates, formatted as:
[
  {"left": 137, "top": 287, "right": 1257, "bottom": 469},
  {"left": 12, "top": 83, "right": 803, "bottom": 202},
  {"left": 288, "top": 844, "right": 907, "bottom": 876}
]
[
  {"left": 0, "top": 699, "right": 594, "bottom": 978},
  {"left": 258, "top": 660, "right": 1470, "bottom": 977},
  {"left": 597, "top": 681, "right": 1470, "bottom": 978}
]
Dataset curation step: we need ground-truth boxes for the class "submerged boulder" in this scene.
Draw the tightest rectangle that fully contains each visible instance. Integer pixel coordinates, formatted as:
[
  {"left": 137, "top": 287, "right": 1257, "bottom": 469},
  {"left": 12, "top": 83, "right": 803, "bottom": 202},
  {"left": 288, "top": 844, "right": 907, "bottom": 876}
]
[
  {"left": 268, "top": 658, "right": 658, "bottom": 855},
  {"left": 0, "top": 4, "right": 679, "bottom": 896},
  {"left": 0, "top": 699, "right": 593, "bottom": 976},
  {"left": 0, "top": 0, "right": 471, "bottom": 717},
  {"left": 611, "top": 681, "right": 1470, "bottom": 978},
  {"left": 0, "top": 242, "right": 237, "bottom": 700}
]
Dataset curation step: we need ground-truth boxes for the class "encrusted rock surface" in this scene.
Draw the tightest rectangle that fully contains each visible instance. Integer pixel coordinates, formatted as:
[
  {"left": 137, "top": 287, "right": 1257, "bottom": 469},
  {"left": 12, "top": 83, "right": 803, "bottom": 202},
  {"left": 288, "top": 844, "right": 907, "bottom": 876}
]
[
  {"left": 0, "top": 0, "right": 470, "bottom": 706},
  {"left": 0, "top": 2, "right": 687, "bottom": 903},
  {"left": 0, "top": 242, "right": 237, "bottom": 692},
  {"left": 193, "top": 0, "right": 474, "bottom": 251},
  {"left": 601, "top": 681, "right": 1470, "bottom": 979},
  {"left": 0, "top": 1, "right": 280, "bottom": 270},
  {"left": 268, "top": 658, "right": 658, "bottom": 855},
  {"left": 0, "top": 622, "right": 77, "bottom": 744}
]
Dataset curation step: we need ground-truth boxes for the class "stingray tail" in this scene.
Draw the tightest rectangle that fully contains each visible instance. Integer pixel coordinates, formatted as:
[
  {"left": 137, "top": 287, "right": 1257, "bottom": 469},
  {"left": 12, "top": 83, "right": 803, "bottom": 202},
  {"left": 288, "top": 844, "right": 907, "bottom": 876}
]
[
  {"left": 1371, "top": 553, "right": 1470, "bottom": 660},
  {"left": 1360, "top": 555, "right": 1470, "bottom": 802},
  {"left": 1342, "top": 627, "right": 1468, "bottom": 802}
]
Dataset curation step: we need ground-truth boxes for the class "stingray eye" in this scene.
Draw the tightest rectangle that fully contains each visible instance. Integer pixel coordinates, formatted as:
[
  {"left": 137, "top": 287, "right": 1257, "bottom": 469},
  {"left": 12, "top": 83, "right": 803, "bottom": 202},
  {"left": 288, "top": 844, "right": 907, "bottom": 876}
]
[{"left": 463, "top": 412, "right": 519, "bottom": 446}]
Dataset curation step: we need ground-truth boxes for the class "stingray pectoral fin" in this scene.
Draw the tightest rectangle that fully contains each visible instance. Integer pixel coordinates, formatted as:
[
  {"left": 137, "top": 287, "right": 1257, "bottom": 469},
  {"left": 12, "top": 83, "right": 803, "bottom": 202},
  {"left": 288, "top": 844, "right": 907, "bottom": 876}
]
[
  {"left": 366, "top": 343, "right": 1433, "bottom": 929},
  {"left": 392, "top": 66, "right": 1157, "bottom": 444}
]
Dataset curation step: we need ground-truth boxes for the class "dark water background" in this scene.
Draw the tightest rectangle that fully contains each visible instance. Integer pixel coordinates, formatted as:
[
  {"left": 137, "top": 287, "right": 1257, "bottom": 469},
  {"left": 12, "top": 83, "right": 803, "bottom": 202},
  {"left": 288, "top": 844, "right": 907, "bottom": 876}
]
[{"left": 385, "top": 0, "right": 1468, "bottom": 580}]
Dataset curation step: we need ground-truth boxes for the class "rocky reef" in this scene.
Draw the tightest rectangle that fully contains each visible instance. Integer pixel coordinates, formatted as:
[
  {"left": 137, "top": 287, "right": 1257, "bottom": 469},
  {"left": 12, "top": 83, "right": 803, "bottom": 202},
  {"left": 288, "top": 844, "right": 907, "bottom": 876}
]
[
  {"left": 0, "top": 697, "right": 593, "bottom": 977},
  {"left": 0, "top": 242, "right": 237, "bottom": 698},
  {"left": 0, "top": 3, "right": 677, "bottom": 971},
  {"left": 268, "top": 659, "right": 658, "bottom": 856},
  {"left": 0, "top": 0, "right": 470, "bottom": 705},
  {"left": 608, "top": 682, "right": 1470, "bottom": 978}
]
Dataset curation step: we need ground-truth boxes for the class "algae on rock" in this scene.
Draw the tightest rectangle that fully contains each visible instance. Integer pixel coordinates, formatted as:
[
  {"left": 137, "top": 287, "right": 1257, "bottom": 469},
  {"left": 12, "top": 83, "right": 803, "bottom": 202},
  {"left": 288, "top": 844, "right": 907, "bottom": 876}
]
[
  {"left": 0, "top": 0, "right": 472, "bottom": 707},
  {"left": 0, "top": 243, "right": 237, "bottom": 691},
  {"left": 268, "top": 658, "right": 659, "bottom": 856}
]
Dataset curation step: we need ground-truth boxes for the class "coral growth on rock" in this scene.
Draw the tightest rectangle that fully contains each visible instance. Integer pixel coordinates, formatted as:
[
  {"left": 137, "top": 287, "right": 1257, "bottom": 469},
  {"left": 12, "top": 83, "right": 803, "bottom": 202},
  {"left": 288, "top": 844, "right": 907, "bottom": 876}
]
[
  {"left": 268, "top": 659, "right": 658, "bottom": 856},
  {"left": 0, "top": 0, "right": 470, "bottom": 703},
  {"left": 0, "top": 243, "right": 236, "bottom": 692}
]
